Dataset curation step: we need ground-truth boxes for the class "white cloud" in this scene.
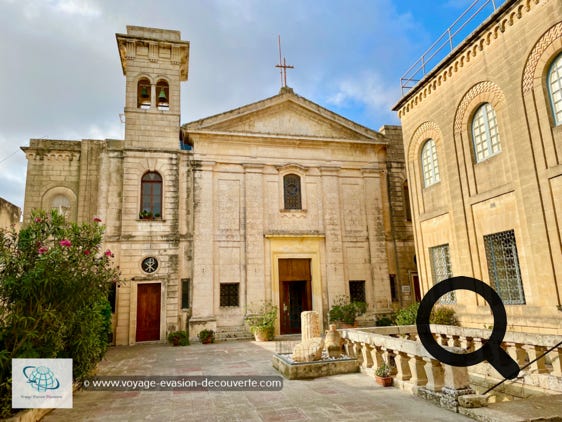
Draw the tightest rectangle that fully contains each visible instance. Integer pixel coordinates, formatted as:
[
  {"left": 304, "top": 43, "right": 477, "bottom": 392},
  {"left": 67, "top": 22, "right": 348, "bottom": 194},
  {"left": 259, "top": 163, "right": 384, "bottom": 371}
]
[{"left": 54, "top": 0, "right": 101, "bottom": 17}]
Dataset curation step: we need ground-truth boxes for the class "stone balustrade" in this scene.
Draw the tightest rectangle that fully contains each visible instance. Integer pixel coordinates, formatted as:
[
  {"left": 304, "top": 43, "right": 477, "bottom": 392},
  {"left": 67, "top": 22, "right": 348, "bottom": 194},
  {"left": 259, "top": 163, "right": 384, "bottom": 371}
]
[{"left": 339, "top": 324, "right": 562, "bottom": 404}]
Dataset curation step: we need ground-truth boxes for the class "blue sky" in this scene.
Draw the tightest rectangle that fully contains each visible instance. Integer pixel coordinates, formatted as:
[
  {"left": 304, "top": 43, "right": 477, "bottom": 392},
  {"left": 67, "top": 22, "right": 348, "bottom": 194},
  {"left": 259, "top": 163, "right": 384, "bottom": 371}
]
[{"left": 0, "top": 0, "right": 501, "bottom": 209}]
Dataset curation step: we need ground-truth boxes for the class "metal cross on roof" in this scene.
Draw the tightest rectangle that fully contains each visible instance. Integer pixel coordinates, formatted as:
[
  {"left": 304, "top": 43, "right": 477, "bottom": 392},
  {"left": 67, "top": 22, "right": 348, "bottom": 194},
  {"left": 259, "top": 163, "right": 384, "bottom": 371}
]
[{"left": 275, "top": 35, "right": 294, "bottom": 88}]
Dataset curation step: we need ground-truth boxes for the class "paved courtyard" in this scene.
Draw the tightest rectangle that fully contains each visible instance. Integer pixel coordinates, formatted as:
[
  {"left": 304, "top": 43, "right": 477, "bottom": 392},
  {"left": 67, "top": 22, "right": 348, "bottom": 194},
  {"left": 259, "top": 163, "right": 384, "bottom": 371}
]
[{"left": 43, "top": 340, "right": 473, "bottom": 421}]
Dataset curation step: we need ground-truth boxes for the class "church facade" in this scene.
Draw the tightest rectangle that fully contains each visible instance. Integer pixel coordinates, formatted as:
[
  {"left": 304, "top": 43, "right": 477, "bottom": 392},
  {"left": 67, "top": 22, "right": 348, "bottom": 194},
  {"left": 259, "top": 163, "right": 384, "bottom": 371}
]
[
  {"left": 22, "top": 26, "right": 415, "bottom": 344},
  {"left": 394, "top": 0, "right": 562, "bottom": 334}
]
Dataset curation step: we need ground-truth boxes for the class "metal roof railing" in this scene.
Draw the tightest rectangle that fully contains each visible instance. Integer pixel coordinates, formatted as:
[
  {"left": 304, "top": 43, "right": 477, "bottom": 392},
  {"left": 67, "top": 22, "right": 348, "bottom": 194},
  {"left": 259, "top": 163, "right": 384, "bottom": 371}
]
[{"left": 400, "top": 0, "right": 508, "bottom": 95}]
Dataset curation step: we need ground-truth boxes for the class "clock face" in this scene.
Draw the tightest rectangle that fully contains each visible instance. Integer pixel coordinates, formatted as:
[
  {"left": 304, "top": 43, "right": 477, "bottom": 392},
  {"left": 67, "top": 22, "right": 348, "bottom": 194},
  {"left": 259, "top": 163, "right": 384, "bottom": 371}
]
[{"left": 141, "top": 257, "right": 158, "bottom": 274}]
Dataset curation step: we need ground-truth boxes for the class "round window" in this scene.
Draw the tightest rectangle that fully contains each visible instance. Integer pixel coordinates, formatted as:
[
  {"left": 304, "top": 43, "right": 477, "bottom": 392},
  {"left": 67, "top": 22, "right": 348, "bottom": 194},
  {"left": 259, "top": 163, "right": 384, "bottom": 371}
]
[{"left": 141, "top": 257, "right": 158, "bottom": 274}]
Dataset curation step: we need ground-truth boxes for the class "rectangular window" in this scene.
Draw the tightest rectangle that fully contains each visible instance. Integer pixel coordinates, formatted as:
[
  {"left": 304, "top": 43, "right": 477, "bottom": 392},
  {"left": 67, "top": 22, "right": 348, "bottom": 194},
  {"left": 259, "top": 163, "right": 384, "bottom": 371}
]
[
  {"left": 389, "top": 274, "right": 398, "bottom": 302},
  {"left": 349, "top": 280, "right": 366, "bottom": 303},
  {"left": 429, "top": 244, "right": 455, "bottom": 304},
  {"left": 220, "top": 283, "right": 239, "bottom": 307},
  {"left": 181, "top": 278, "right": 190, "bottom": 309},
  {"left": 484, "top": 230, "right": 525, "bottom": 305}
]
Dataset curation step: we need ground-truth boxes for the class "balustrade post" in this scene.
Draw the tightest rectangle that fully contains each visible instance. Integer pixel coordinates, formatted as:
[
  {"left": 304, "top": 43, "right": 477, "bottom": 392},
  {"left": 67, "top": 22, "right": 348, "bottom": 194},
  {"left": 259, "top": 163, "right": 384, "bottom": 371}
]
[
  {"left": 549, "top": 347, "right": 562, "bottom": 377},
  {"left": 423, "top": 358, "right": 444, "bottom": 392},
  {"left": 506, "top": 342, "right": 527, "bottom": 366},
  {"left": 408, "top": 355, "right": 427, "bottom": 386},
  {"left": 371, "top": 346, "right": 385, "bottom": 371},
  {"left": 383, "top": 349, "right": 397, "bottom": 376},
  {"left": 461, "top": 336, "right": 474, "bottom": 353},
  {"left": 361, "top": 343, "right": 373, "bottom": 368},
  {"left": 394, "top": 352, "right": 412, "bottom": 381},
  {"left": 354, "top": 342, "right": 364, "bottom": 366},
  {"left": 524, "top": 345, "right": 549, "bottom": 374}
]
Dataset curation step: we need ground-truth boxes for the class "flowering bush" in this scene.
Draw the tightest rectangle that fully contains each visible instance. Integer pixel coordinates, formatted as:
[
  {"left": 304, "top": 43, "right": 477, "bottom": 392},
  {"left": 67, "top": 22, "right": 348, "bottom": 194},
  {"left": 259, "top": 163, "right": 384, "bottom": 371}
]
[{"left": 0, "top": 210, "right": 120, "bottom": 417}]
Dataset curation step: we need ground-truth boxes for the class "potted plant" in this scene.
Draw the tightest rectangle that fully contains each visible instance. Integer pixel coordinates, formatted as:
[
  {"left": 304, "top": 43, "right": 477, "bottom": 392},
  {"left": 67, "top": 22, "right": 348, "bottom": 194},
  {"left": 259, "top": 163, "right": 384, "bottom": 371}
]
[
  {"left": 167, "top": 330, "right": 189, "bottom": 346},
  {"left": 375, "top": 362, "right": 393, "bottom": 387},
  {"left": 139, "top": 209, "right": 153, "bottom": 220},
  {"left": 328, "top": 295, "right": 367, "bottom": 328},
  {"left": 198, "top": 329, "right": 215, "bottom": 344},
  {"left": 245, "top": 301, "right": 278, "bottom": 341}
]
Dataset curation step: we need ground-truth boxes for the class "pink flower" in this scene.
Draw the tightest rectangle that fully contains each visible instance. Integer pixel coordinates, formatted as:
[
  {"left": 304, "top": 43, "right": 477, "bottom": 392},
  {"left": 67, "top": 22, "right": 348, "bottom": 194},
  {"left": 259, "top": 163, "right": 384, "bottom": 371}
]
[
  {"left": 93, "top": 217, "right": 102, "bottom": 223},
  {"left": 34, "top": 217, "right": 42, "bottom": 223},
  {"left": 38, "top": 247, "right": 48, "bottom": 254},
  {"left": 59, "top": 239, "right": 72, "bottom": 247},
  {"left": 84, "top": 250, "right": 91, "bottom": 255},
  {"left": 104, "top": 249, "right": 113, "bottom": 257}
]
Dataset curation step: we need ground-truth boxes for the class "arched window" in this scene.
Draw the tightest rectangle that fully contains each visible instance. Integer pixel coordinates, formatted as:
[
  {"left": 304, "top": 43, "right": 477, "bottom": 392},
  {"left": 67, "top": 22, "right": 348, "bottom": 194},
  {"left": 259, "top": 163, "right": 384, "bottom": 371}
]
[
  {"left": 156, "top": 80, "right": 169, "bottom": 110},
  {"left": 548, "top": 53, "right": 562, "bottom": 126},
  {"left": 421, "top": 139, "right": 440, "bottom": 187},
  {"left": 283, "top": 174, "right": 302, "bottom": 210},
  {"left": 471, "top": 103, "right": 501, "bottom": 162},
  {"left": 51, "top": 194, "right": 70, "bottom": 217},
  {"left": 140, "top": 172, "right": 162, "bottom": 219},
  {"left": 137, "top": 78, "right": 151, "bottom": 109}
]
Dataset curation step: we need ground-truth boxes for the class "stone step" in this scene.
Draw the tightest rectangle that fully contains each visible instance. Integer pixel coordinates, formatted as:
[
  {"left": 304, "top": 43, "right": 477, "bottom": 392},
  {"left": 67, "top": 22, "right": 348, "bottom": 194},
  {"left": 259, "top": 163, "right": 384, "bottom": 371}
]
[{"left": 215, "top": 326, "right": 253, "bottom": 342}]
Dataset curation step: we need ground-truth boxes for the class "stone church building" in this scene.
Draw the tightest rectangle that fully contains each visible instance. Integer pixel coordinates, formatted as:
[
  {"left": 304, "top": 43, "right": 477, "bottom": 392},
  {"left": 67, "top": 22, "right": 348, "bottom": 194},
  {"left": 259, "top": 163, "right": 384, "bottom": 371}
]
[
  {"left": 21, "top": 26, "right": 415, "bottom": 345},
  {"left": 394, "top": 0, "right": 562, "bottom": 334}
]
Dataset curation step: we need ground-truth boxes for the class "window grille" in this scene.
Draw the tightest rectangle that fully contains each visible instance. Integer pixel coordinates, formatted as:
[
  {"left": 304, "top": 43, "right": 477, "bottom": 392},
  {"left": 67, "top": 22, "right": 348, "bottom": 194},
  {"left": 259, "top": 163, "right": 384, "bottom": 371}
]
[
  {"left": 220, "top": 283, "right": 239, "bottom": 307},
  {"left": 349, "top": 280, "right": 366, "bottom": 303},
  {"left": 283, "top": 173, "right": 302, "bottom": 209},
  {"left": 421, "top": 139, "right": 440, "bottom": 187},
  {"left": 429, "top": 244, "right": 455, "bottom": 304},
  {"left": 483, "top": 230, "right": 525, "bottom": 305},
  {"left": 548, "top": 54, "right": 562, "bottom": 126},
  {"left": 471, "top": 103, "right": 501, "bottom": 162}
]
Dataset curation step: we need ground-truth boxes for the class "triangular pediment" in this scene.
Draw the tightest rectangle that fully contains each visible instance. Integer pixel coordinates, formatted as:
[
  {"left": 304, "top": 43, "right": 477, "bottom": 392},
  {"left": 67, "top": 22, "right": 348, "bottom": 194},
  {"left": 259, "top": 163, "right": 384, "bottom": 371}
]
[{"left": 183, "top": 89, "right": 384, "bottom": 143}]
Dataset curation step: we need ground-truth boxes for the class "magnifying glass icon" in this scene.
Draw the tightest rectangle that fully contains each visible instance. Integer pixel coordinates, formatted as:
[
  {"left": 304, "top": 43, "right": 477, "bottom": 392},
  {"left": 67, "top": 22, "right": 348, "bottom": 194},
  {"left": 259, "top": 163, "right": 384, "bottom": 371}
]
[{"left": 416, "top": 276, "right": 519, "bottom": 380}]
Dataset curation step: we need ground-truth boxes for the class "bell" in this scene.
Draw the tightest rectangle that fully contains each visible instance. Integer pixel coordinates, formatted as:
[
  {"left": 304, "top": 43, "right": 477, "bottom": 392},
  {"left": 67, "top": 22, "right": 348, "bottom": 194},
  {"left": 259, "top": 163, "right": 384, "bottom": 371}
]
[
  {"left": 141, "top": 86, "right": 149, "bottom": 98},
  {"left": 158, "top": 88, "right": 167, "bottom": 102}
]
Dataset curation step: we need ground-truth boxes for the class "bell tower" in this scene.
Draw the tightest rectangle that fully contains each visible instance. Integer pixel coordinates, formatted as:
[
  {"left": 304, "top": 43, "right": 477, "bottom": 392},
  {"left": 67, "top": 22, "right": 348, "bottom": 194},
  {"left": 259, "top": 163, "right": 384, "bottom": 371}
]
[{"left": 116, "top": 26, "right": 189, "bottom": 149}]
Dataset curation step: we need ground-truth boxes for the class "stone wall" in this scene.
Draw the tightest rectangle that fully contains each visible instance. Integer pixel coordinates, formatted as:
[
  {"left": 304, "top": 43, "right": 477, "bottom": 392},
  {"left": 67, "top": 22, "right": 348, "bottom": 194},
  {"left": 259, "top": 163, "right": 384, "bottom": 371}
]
[
  {"left": 0, "top": 197, "right": 21, "bottom": 230},
  {"left": 394, "top": 0, "right": 562, "bottom": 333}
]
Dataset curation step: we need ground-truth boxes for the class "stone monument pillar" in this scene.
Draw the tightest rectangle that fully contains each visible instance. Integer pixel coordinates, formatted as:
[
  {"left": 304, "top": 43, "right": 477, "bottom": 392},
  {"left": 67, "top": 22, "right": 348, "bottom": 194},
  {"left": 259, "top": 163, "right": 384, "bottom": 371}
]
[{"left": 300, "top": 311, "right": 321, "bottom": 342}]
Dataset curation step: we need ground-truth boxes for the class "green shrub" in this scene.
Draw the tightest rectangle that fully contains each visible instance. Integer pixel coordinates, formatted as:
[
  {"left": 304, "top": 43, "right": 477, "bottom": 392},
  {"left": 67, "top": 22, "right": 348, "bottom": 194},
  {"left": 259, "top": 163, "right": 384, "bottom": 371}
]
[
  {"left": 393, "top": 302, "right": 459, "bottom": 327},
  {"left": 0, "top": 210, "right": 120, "bottom": 417},
  {"left": 375, "top": 315, "right": 395, "bottom": 326},
  {"left": 394, "top": 302, "right": 420, "bottom": 325},
  {"left": 167, "top": 330, "right": 189, "bottom": 346},
  {"left": 430, "top": 306, "right": 459, "bottom": 326},
  {"left": 328, "top": 295, "right": 367, "bottom": 324}
]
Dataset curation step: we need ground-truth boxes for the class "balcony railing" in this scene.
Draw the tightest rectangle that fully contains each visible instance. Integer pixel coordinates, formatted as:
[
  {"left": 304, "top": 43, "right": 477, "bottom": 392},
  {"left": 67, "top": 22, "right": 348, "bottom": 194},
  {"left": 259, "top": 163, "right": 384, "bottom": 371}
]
[
  {"left": 339, "top": 325, "right": 562, "bottom": 409},
  {"left": 400, "top": 0, "right": 508, "bottom": 95}
]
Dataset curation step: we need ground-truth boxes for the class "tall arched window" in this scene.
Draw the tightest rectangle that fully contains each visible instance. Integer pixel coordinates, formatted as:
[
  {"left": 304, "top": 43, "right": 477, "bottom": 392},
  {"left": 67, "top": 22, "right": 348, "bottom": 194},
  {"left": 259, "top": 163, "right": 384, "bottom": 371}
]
[
  {"left": 140, "top": 172, "right": 162, "bottom": 219},
  {"left": 421, "top": 139, "right": 440, "bottom": 187},
  {"left": 471, "top": 103, "right": 501, "bottom": 162},
  {"left": 137, "top": 78, "right": 151, "bottom": 109},
  {"left": 548, "top": 53, "right": 562, "bottom": 126},
  {"left": 156, "top": 79, "right": 169, "bottom": 110},
  {"left": 283, "top": 174, "right": 302, "bottom": 210}
]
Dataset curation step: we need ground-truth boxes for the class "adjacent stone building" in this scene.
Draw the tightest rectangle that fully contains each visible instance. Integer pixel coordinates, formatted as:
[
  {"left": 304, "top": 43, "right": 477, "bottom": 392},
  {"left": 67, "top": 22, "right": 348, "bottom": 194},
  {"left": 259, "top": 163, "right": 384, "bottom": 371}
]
[
  {"left": 0, "top": 197, "right": 21, "bottom": 230},
  {"left": 394, "top": 0, "right": 562, "bottom": 334},
  {"left": 22, "top": 26, "right": 415, "bottom": 344}
]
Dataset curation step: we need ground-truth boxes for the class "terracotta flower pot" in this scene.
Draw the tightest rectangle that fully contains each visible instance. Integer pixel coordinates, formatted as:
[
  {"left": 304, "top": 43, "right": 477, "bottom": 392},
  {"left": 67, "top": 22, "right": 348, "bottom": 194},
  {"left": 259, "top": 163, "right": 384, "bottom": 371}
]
[{"left": 375, "top": 375, "right": 393, "bottom": 387}]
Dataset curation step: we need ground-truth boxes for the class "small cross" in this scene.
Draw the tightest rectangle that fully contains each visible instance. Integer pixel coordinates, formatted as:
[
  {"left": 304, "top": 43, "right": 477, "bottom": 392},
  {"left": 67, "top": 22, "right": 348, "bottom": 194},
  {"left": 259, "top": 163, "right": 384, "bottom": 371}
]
[{"left": 275, "top": 35, "right": 294, "bottom": 88}]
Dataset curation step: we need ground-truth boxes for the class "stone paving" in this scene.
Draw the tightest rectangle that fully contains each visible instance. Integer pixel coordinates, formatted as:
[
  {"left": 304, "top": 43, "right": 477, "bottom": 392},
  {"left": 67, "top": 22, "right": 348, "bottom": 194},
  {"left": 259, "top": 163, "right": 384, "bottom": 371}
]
[{"left": 43, "top": 340, "right": 473, "bottom": 421}]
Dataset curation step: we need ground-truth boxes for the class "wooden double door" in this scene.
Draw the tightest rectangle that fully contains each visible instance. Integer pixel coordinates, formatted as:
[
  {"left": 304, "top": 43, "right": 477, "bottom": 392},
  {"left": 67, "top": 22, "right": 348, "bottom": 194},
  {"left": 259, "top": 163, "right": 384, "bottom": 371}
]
[{"left": 279, "top": 259, "right": 312, "bottom": 335}]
